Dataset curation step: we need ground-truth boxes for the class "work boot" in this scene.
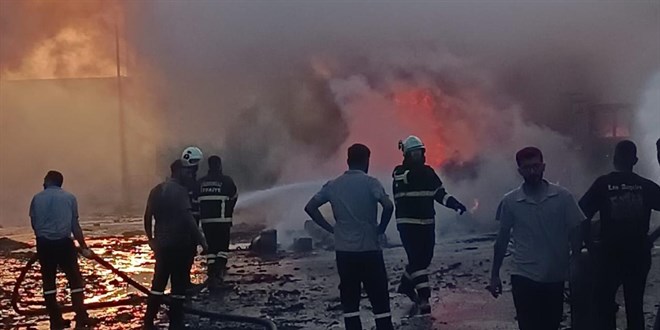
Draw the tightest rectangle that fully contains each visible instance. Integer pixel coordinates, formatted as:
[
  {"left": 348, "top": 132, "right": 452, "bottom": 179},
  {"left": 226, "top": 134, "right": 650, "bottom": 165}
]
[
  {"left": 45, "top": 296, "right": 66, "bottom": 330},
  {"left": 418, "top": 298, "right": 431, "bottom": 315},
  {"left": 374, "top": 313, "right": 394, "bottom": 330},
  {"left": 217, "top": 264, "right": 227, "bottom": 283},
  {"left": 185, "top": 282, "right": 205, "bottom": 296},
  {"left": 142, "top": 323, "right": 158, "bottom": 330},
  {"left": 71, "top": 291, "right": 97, "bottom": 329},
  {"left": 207, "top": 263, "right": 221, "bottom": 292},
  {"left": 343, "top": 316, "right": 362, "bottom": 330},
  {"left": 397, "top": 281, "right": 418, "bottom": 303},
  {"left": 167, "top": 297, "right": 186, "bottom": 330},
  {"left": 143, "top": 294, "right": 163, "bottom": 328},
  {"left": 207, "top": 276, "right": 218, "bottom": 291},
  {"left": 73, "top": 316, "right": 98, "bottom": 329},
  {"left": 49, "top": 318, "right": 69, "bottom": 330}
]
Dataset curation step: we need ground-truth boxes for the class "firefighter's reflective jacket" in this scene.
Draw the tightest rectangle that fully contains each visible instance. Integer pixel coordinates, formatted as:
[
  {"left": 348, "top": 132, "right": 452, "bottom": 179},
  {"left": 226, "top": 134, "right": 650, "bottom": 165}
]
[
  {"left": 197, "top": 174, "right": 238, "bottom": 225},
  {"left": 392, "top": 164, "right": 453, "bottom": 225}
]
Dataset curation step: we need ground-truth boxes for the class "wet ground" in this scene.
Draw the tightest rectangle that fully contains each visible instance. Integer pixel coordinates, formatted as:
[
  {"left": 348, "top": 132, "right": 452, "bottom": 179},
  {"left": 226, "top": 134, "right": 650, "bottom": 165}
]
[{"left": 1, "top": 217, "right": 660, "bottom": 330}]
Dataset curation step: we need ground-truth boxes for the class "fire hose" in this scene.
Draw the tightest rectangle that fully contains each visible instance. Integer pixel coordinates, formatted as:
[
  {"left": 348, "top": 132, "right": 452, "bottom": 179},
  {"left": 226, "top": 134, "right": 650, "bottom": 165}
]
[{"left": 11, "top": 251, "right": 277, "bottom": 330}]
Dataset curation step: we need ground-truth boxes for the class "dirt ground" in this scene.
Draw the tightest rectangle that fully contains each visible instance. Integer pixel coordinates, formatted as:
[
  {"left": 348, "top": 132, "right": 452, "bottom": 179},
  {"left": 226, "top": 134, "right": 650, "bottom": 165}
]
[{"left": 1, "top": 217, "right": 659, "bottom": 330}]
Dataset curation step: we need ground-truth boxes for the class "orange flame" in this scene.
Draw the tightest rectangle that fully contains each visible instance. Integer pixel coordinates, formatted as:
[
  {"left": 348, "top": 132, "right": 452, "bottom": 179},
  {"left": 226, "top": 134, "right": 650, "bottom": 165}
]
[
  {"left": 1, "top": 0, "right": 128, "bottom": 80},
  {"left": 392, "top": 88, "right": 448, "bottom": 167}
]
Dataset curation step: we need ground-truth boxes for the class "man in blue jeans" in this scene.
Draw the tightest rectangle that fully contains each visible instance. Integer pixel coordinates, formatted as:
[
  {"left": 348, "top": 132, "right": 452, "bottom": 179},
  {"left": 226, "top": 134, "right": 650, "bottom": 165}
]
[
  {"left": 489, "top": 147, "right": 584, "bottom": 330},
  {"left": 305, "top": 143, "right": 395, "bottom": 330}
]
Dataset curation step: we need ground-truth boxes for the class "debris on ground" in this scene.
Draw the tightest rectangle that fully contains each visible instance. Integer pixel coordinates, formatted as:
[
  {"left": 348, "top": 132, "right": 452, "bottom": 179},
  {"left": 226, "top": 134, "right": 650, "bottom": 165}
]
[
  {"left": 250, "top": 229, "right": 278, "bottom": 255},
  {"left": 0, "top": 237, "right": 31, "bottom": 255},
  {"left": 2, "top": 221, "right": 659, "bottom": 329}
]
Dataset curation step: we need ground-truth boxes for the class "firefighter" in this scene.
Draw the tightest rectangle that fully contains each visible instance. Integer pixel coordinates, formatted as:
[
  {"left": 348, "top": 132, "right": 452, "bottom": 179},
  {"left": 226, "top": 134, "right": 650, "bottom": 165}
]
[
  {"left": 393, "top": 135, "right": 467, "bottom": 315},
  {"left": 143, "top": 159, "right": 208, "bottom": 329},
  {"left": 198, "top": 155, "right": 238, "bottom": 290},
  {"left": 180, "top": 146, "right": 203, "bottom": 292}
]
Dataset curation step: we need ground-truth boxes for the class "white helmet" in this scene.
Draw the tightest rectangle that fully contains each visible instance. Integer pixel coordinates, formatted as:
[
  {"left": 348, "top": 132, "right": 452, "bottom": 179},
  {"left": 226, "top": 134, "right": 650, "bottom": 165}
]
[
  {"left": 398, "top": 135, "right": 425, "bottom": 155},
  {"left": 181, "top": 146, "right": 203, "bottom": 167}
]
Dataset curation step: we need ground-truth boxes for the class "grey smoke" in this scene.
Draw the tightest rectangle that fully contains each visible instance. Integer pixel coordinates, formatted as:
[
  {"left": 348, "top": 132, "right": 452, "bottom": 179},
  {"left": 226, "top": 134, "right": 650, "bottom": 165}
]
[
  {"left": 123, "top": 0, "right": 659, "bottom": 183},
  {"left": 1, "top": 1, "right": 658, "bottom": 228}
]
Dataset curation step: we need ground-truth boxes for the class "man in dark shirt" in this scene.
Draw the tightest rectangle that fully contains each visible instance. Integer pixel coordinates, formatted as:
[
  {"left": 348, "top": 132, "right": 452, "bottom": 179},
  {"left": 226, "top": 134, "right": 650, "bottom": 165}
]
[
  {"left": 580, "top": 140, "right": 660, "bottom": 330},
  {"left": 143, "top": 160, "right": 208, "bottom": 329}
]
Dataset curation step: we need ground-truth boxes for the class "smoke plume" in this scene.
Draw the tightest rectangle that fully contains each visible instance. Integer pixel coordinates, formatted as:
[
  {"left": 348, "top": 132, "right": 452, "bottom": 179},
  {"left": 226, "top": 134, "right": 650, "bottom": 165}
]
[{"left": 1, "top": 1, "right": 659, "bottom": 232}]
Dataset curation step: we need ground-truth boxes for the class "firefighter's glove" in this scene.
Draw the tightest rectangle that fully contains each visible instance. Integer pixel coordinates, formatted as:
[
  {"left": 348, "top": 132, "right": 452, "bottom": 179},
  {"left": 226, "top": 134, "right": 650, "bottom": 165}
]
[{"left": 447, "top": 197, "right": 467, "bottom": 215}]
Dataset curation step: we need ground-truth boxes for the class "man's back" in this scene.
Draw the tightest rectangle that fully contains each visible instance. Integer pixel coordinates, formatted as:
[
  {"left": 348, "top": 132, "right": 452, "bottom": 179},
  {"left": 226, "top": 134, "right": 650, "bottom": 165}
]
[
  {"left": 149, "top": 179, "right": 194, "bottom": 247},
  {"left": 198, "top": 173, "right": 238, "bottom": 221},
  {"left": 315, "top": 170, "right": 387, "bottom": 252},
  {"left": 30, "top": 187, "right": 77, "bottom": 240},
  {"left": 580, "top": 171, "right": 660, "bottom": 252}
]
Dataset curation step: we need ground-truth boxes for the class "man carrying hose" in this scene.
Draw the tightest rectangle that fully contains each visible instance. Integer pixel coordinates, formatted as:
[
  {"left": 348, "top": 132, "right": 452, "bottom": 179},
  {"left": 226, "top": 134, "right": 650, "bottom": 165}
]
[
  {"left": 29, "top": 170, "right": 96, "bottom": 330},
  {"left": 143, "top": 160, "right": 208, "bottom": 329}
]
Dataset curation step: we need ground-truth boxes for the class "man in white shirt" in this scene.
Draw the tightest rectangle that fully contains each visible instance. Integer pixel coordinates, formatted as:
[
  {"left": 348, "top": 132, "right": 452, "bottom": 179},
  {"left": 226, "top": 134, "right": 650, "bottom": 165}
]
[
  {"left": 305, "top": 144, "right": 395, "bottom": 330},
  {"left": 29, "top": 170, "right": 95, "bottom": 330},
  {"left": 489, "top": 147, "right": 584, "bottom": 330}
]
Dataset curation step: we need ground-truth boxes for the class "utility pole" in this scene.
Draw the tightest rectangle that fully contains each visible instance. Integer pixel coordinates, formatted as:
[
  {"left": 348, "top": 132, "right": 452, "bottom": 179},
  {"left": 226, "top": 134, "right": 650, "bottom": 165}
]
[{"left": 115, "top": 18, "right": 130, "bottom": 215}]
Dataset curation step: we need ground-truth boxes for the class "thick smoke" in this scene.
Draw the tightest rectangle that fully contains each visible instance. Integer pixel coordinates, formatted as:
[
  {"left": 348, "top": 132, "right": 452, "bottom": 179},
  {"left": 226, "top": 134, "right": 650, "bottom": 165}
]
[
  {"left": 1, "top": 1, "right": 659, "bottom": 231},
  {"left": 633, "top": 72, "right": 660, "bottom": 179},
  {"left": 123, "top": 1, "right": 658, "bottom": 231},
  {"left": 0, "top": 0, "right": 122, "bottom": 79},
  {"left": 0, "top": 0, "right": 159, "bottom": 225}
]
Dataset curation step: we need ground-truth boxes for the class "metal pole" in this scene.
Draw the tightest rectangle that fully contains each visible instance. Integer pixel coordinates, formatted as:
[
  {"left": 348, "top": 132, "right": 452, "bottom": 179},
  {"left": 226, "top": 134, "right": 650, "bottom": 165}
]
[{"left": 115, "top": 18, "right": 130, "bottom": 214}]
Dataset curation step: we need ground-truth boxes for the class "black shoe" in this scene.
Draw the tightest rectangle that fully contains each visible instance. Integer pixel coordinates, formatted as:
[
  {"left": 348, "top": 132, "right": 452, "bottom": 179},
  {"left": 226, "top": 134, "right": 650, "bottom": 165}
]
[
  {"left": 50, "top": 319, "right": 70, "bottom": 330},
  {"left": 397, "top": 283, "right": 419, "bottom": 303},
  {"left": 185, "top": 283, "right": 205, "bottom": 296},
  {"left": 74, "top": 318, "right": 99, "bottom": 329},
  {"left": 142, "top": 323, "right": 158, "bottom": 330}
]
